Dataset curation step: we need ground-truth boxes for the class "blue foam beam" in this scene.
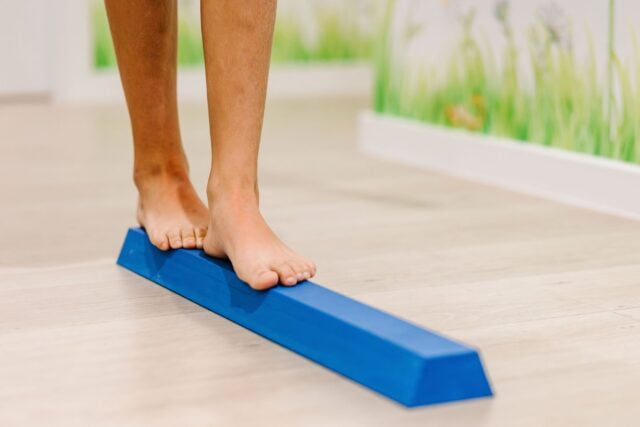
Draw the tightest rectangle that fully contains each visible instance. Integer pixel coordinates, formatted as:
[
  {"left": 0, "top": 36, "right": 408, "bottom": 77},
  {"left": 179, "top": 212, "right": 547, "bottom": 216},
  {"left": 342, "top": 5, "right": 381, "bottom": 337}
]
[{"left": 117, "top": 228, "right": 492, "bottom": 407}]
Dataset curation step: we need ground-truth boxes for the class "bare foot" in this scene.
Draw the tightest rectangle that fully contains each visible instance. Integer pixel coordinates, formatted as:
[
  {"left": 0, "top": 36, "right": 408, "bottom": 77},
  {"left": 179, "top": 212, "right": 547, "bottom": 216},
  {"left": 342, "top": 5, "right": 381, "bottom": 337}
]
[
  {"left": 203, "top": 188, "right": 316, "bottom": 290},
  {"left": 136, "top": 170, "right": 209, "bottom": 250}
]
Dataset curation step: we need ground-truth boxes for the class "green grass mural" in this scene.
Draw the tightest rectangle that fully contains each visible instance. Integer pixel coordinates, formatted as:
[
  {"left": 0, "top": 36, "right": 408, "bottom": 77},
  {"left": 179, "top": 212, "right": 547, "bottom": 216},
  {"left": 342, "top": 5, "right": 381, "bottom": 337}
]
[
  {"left": 92, "top": 0, "right": 374, "bottom": 69},
  {"left": 375, "top": 0, "right": 640, "bottom": 165},
  {"left": 271, "top": 7, "right": 372, "bottom": 63}
]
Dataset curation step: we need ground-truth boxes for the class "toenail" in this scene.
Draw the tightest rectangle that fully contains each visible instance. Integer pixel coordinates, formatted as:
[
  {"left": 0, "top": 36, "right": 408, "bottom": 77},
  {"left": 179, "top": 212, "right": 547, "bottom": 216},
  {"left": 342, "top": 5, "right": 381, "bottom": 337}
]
[
  {"left": 285, "top": 276, "right": 296, "bottom": 285},
  {"left": 303, "top": 271, "right": 310, "bottom": 279}
]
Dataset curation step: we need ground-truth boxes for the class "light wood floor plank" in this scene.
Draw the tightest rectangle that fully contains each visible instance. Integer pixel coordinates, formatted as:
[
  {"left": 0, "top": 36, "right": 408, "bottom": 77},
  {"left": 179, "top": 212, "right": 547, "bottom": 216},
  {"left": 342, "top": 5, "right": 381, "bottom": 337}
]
[{"left": 2, "top": 98, "right": 639, "bottom": 426}]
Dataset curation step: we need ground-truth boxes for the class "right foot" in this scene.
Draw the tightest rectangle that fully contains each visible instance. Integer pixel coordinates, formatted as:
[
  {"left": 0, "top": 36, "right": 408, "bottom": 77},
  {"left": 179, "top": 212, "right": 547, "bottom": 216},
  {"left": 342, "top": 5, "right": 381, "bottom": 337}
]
[
  {"left": 136, "top": 170, "right": 209, "bottom": 251},
  {"left": 203, "top": 188, "right": 316, "bottom": 290}
]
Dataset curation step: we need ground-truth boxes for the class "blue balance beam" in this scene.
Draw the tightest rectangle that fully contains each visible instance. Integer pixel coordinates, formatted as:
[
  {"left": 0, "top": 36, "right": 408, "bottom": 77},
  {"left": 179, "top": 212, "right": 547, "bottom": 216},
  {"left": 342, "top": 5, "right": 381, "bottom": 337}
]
[{"left": 117, "top": 228, "right": 493, "bottom": 407}]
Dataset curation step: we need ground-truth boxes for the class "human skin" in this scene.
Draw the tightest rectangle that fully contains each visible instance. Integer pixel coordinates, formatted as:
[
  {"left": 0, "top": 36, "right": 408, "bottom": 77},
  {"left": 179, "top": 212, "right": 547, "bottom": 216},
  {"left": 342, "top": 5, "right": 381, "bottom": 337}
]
[{"left": 105, "top": 0, "right": 316, "bottom": 289}]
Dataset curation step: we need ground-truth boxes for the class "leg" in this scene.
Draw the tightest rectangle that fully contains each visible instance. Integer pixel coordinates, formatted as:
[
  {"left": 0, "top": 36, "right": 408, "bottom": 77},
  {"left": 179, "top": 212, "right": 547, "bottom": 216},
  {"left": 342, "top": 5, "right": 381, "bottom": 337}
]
[
  {"left": 200, "top": 0, "right": 316, "bottom": 290},
  {"left": 105, "top": 0, "right": 208, "bottom": 250}
]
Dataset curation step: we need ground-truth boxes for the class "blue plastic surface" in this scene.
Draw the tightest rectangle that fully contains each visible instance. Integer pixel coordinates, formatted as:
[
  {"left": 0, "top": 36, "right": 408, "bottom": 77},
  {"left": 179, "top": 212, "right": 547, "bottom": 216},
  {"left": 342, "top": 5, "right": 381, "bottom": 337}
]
[{"left": 117, "top": 228, "right": 493, "bottom": 407}]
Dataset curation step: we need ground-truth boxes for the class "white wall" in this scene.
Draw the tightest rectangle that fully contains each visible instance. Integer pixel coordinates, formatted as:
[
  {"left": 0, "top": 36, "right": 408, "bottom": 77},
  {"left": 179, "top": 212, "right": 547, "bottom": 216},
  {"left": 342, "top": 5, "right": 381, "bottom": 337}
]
[
  {"left": 389, "top": 0, "right": 612, "bottom": 84},
  {"left": 0, "top": 0, "right": 52, "bottom": 97}
]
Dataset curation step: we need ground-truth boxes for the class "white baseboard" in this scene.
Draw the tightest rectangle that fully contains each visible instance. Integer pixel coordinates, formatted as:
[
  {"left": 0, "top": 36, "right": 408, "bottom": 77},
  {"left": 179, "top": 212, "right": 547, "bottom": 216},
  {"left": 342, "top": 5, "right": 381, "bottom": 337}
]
[
  {"left": 359, "top": 111, "right": 640, "bottom": 221},
  {"left": 52, "top": 64, "right": 372, "bottom": 104},
  {"left": 268, "top": 63, "right": 372, "bottom": 98}
]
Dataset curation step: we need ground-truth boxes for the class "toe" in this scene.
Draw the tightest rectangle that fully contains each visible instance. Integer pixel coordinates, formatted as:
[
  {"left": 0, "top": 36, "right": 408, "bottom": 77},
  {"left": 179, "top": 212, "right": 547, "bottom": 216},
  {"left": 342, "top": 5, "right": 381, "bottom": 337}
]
[
  {"left": 195, "top": 227, "right": 207, "bottom": 249},
  {"left": 306, "top": 260, "right": 317, "bottom": 278},
  {"left": 167, "top": 231, "right": 183, "bottom": 249},
  {"left": 247, "top": 270, "right": 279, "bottom": 290},
  {"left": 150, "top": 233, "right": 170, "bottom": 251},
  {"left": 300, "top": 256, "right": 316, "bottom": 277},
  {"left": 288, "top": 260, "right": 308, "bottom": 282},
  {"left": 294, "top": 256, "right": 315, "bottom": 279},
  {"left": 181, "top": 229, "right": 196, "bottom": 249},
  {"left": 273, "top": 262, "right": 298, "bottom": 286}
]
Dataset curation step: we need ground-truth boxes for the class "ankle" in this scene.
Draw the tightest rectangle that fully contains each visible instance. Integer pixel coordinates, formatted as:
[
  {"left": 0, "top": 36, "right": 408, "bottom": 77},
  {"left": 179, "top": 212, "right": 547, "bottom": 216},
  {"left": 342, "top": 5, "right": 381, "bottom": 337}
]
[
  {"left": 207, "top": 179, "right": 259, "bottom": 210},
  {"left": 134, "top": 160, "right": 190, "bottom": 189}
]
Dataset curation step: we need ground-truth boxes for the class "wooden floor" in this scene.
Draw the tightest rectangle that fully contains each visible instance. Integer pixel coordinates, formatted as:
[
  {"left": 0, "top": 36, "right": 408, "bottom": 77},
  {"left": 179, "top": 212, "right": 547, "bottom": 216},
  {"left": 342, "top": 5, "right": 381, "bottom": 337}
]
[{"left": 1, "top": 97, "right": 640, "bottom": 426}]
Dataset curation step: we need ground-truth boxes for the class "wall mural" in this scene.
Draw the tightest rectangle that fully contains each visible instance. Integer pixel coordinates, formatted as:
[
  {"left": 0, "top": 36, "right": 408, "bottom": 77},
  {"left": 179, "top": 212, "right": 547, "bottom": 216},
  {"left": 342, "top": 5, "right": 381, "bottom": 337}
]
[
  {"left": 92, "top": 0, "right": 376, "bottom": 69},
  {"left": 375, "top": 0, "right": 640, "bottom": 164},
  {"left": 93, "top": 0, "right": 640, "bottom": 164}
]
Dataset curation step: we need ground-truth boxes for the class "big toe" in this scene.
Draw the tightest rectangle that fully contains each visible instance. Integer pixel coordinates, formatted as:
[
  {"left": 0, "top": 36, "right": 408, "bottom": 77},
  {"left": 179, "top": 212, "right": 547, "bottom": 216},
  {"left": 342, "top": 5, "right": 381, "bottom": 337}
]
[
  {"left": 149, "top": 232, "right": 170, "bottom": 251},
  {"left": 246, "top": 270, "right": 279, "bottom": 291}
]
